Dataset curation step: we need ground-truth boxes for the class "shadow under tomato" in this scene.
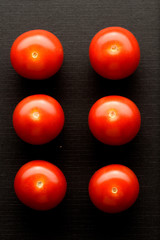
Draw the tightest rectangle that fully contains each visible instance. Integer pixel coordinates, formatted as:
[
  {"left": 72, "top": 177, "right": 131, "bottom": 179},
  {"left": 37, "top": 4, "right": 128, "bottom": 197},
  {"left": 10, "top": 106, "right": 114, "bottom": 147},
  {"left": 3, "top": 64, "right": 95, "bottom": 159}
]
[
  {"left": 12, "top": 131, "right": 65, "bottom": 165},
  {"left": 87, "top": 132, "right": 142, "bottom": 172},
  {"left": 12, "top": 67, "right": 65, "bottom": 103},
  {"left": 87, "top": 67, "right": 141, "bottom": 101},
  {"left": 87, "top": 204, "right": 138, "bottom": 240},
  {"left": 17, "top": 199, "right": 70, "bottom": 238}
]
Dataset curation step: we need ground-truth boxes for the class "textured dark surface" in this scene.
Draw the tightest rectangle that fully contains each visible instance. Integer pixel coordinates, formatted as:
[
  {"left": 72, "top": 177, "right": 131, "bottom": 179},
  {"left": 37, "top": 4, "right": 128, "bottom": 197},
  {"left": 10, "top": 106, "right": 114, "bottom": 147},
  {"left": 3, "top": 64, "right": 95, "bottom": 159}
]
[{"left": 0, "top": 0, "right": 160, "bottom": 239}]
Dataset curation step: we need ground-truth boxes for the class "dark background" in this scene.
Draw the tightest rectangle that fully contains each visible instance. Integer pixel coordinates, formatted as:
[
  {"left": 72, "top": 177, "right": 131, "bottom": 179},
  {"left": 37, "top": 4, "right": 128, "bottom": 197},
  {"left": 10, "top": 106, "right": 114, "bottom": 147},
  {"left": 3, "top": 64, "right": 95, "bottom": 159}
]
[{"left": 0, "top": 0, "right": 159, "bottom": 239}]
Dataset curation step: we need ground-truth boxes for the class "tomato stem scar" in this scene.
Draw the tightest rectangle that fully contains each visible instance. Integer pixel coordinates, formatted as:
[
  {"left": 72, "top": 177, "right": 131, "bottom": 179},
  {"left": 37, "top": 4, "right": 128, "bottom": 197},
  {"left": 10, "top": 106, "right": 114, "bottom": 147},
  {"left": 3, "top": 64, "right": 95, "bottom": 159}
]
[
  {"left": 108, "top": 110, "right": 116, "bottom": 119},
  {"left": 32, "top": 52, "right": 38, "bottom": 58},
  {"left": 111, "top": 45, "right": 118, "bottom": 52},
  {"left": 112, "top": 187, "right": 118, "bottom": 194},
  {"left": 32, "top": 112, "right": 40, "bottom": 119},
  {"left": 37, "top": 181, "right": 43, "bottom": 188}
]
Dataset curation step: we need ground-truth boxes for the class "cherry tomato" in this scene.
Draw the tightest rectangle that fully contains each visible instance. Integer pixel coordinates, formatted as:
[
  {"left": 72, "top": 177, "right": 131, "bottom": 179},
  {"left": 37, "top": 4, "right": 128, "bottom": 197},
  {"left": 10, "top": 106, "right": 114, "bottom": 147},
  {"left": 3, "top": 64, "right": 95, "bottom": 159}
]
[
  {"left": 89, "top": 27, "right": 140, "bottom": 80},
  {"left": 88, "top": 96, "right": 141, "bottom": 145},
  {"left": 13, "top": 94, "right": 64, "bottom": 145},
  {"left": 89, "top": 164, "right": 139, "bottom": 213},
  {"left": 14, "top": 160, "right": 67, "bottom": 210},
  {"left": 10, "top": 29, "right": 64, "bottom": 80}
]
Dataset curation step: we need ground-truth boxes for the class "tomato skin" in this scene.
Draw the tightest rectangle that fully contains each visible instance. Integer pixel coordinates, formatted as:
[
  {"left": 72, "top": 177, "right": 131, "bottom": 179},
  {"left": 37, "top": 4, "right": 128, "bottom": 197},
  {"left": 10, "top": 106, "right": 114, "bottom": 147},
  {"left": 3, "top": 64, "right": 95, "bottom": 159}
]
[
  {"left": 88, "top": 96, "right": 141, "bottom": 145},
  {"left": 89, "top": 27, "right": 140, "bottom": 80},
  {"left": 10, "top": 29, "right": 63, "bottom": 80},
  {"left": 14, "top": 160, "right": 67, "bottom": 210},
  {"left": 89, "top": 164, "right": 139, "bottom": 213},
  {"left": 13, "top": 94, "right": 65, "bottom": 145}
]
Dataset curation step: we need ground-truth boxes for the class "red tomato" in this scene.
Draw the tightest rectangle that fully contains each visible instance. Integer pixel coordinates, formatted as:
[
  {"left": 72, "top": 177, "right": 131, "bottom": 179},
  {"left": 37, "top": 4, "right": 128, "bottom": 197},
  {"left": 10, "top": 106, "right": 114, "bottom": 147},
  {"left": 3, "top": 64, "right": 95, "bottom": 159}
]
[
  {"left": 10, "top": 29, "right": 64, "bottom": 80},
  {"left": 89, "top": 164, "right": 139, "bottom": 213},
  {"left": 89, "top": 27, "right": 140, "bottom": 80},
  {"left": 88, "top": 96, "right": 141, "bottom": 145},
  {"left": 14, "top": 160, "right": 67, "bottom": 210},
  {"left": 13, "top": 94, "right": 64, "bottom": 145}
]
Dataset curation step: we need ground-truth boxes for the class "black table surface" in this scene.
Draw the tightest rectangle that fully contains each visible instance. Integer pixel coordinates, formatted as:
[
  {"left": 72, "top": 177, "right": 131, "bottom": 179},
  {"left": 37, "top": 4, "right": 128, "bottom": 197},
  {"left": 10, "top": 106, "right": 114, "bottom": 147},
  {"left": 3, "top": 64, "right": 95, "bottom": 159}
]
[{"left": 0, "top": 0, "right": 159, "bottom": 239}]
